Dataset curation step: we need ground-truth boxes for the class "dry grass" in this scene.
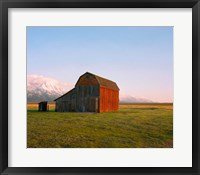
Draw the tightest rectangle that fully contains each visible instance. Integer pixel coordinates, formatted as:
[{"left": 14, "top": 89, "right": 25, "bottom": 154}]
[{"left": 27, "top": 103, "right": 173, "bottom": 111}]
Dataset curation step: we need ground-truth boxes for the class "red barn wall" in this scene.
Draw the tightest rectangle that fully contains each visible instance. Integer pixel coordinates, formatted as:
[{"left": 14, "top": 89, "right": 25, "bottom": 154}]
[{"left": 100, "top": 86, "right": 119, "bottom": 112}]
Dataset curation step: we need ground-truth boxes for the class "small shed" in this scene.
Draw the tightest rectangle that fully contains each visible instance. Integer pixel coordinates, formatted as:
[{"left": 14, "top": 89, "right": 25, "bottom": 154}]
[{"left": 38, "top": 101, "right": 48, "bottom": 111}]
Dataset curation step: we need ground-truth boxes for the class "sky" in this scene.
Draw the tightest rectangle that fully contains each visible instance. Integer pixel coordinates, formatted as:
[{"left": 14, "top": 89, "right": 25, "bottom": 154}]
[{"left": 27, "top": 26, "right": 173, "bottom": 103}]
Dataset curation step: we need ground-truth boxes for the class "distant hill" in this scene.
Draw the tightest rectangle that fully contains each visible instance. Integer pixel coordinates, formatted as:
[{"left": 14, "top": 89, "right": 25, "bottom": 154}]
[
  {"left": 27, "top": 75, "right": 72, "bottom": 102},
  {"left": 119, "top": 94, "right": 153, "bottom": 103}
]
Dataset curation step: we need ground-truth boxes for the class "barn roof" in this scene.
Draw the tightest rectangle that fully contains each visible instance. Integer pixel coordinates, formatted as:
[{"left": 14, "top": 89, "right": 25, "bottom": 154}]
[
  {"left": 54, "top": 88, "right": 75, "bottom": 101},
  {"left": 77, "top": 72, "right": 120, "bottom": 91},
  {"left": 93, "top": 73, "right": 119, "bottom": 90}
]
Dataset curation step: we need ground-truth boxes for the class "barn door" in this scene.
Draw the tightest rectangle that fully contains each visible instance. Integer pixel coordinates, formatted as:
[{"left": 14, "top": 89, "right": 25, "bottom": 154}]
[
  {"left": 82, "top": 106, "right": 85, "bottom": 112},
  {"left": 71, "top": 94, "right": 76, "bottom": 112},
  {"left": 88, "top": 98, "right": 93, "bottom": 112}
]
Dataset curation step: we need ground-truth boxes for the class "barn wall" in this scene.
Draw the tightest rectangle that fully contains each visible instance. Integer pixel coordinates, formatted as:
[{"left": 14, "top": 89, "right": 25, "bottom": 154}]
[
  {"left": 99, "top": 86, "right": 119, "bottom": 112},
  {"left": 75, "top": 73, "right": 100, "bottom": 112}
]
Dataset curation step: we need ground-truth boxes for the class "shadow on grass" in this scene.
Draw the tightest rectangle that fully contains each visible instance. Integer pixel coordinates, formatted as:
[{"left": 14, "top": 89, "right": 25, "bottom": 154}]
[{"left": 27, "top": 110, "right": 56, "bottom": 112}]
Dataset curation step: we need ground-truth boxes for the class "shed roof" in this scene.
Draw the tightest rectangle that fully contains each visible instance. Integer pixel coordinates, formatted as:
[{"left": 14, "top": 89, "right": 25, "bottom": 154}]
[
  {"left": 77, "top": 72, "right": 120, "bottom": 91},
  {"left": 38, "top": 101, "right": 47, "bottom": 104},
  {"left": 54, "top": 88, "right": 75, "bottom": 101}
]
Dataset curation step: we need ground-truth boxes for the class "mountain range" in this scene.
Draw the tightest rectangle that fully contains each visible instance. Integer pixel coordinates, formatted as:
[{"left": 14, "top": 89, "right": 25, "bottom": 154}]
[
  {"left": 27, "top": 75, "right": 72, "bottom": 102},
  {"left": 119, "top": 94, "right": 153, "bottom": 103},
  {"left": 27, "top": 74, "right": 153, "bottom": 103}
]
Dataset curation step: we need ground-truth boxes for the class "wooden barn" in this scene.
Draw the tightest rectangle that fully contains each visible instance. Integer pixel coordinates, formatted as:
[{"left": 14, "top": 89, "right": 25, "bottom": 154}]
[{"left": 54, "top": 72, "right": 119, "bottom": 113}]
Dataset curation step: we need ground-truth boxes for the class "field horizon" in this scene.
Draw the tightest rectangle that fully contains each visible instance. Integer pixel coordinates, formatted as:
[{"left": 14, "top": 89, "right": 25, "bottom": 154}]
[{"left": 27, "top": 102, "right": 173, "bottom": 109}]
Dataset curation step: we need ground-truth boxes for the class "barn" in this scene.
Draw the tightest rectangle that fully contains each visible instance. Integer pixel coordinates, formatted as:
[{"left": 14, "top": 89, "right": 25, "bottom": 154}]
[{"left": 54, "top": 72, "right": 119, "bottom": 112}]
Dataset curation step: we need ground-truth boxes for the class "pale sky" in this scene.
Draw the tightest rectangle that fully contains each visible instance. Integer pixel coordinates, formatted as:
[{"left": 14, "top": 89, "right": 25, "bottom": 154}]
[{"left": 27, "top": 26, "right": 173, "bottom": 102}]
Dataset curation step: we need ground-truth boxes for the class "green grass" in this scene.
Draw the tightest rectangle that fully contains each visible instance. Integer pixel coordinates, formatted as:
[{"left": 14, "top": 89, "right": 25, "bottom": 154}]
[{"left": 27, "top": 104, "right": 173, "bottom": 148}]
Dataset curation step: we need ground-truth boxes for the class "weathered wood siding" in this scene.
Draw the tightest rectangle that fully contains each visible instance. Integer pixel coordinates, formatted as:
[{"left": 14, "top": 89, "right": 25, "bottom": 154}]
[
  {"left": 76, "top": 85, "right": 99, "bottom": 112},
  {"left": 99, "top": 86, "right": 119, "bottom": 112}
]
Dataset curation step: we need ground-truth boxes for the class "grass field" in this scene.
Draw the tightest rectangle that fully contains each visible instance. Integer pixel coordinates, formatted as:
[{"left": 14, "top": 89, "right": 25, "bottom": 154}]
[{"left": 27, "top": 103, "right": 173, "bottom": 148}]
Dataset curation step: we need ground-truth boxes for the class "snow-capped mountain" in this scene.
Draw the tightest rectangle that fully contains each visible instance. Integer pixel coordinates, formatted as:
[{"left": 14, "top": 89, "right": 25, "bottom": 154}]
[
  {"left": 27, "top": 75, "right": 73, "bottom": 102},
  {"left": 119, "top": 94, "right": 153, "bottom": 103}
]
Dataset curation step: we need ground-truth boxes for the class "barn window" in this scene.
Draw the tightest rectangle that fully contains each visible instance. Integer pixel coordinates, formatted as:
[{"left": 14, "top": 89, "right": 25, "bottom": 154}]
[{"left": 86, "top": 74, "right": 90, "bottom": 80}]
